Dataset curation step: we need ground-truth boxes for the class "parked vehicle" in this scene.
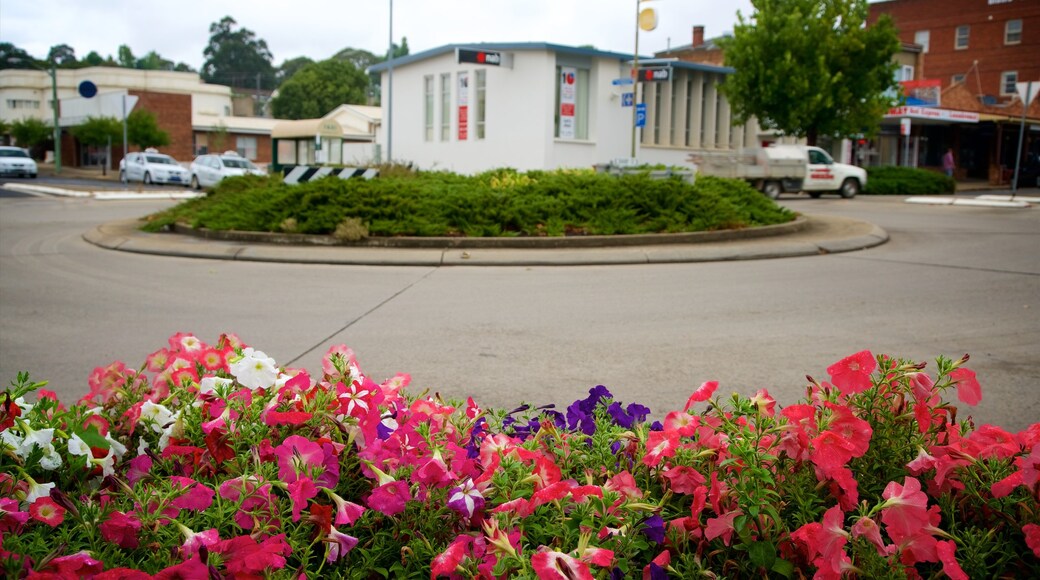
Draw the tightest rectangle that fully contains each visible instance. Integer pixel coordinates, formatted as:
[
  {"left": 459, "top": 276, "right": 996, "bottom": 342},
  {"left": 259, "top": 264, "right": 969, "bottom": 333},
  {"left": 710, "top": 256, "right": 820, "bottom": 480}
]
[
  {"left": 119, "top": 149, "right": 190, "bottom": 186},
  {"left": 689, "top": 145, "right": 867, "bottom": 199},
  {"left": 0, "top": 146, "right": 38, "bottom": 178},
  {"left": 189, "top": 151, "right": 265, "bottom": 190}
]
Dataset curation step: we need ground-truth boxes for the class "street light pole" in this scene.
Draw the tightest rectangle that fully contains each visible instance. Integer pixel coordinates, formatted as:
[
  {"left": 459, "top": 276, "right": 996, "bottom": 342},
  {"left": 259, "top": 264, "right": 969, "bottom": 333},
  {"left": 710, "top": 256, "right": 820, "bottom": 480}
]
[
  {"left": 631, "top": 0, "right": 640, "bottom": 159},
  {"left": 387, "top": 0, "right": 394, "bottom": 165},
  {"left": 48, "top": 63, "right": 61, "bottom": 175}
]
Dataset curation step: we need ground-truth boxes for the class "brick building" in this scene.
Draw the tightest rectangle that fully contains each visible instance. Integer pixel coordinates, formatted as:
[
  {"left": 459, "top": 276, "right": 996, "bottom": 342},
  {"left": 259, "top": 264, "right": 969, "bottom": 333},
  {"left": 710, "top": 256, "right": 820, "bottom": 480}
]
[{"left": 869, "top": 0, "right": 1040, "bottom": 184}]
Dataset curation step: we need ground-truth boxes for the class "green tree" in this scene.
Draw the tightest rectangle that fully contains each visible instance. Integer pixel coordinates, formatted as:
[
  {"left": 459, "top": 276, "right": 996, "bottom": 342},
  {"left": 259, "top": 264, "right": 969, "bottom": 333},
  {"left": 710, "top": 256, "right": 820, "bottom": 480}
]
[
  {"left": 270, "top": 58, "right": 368, "bottom": 119},
  {"left": 0, "top": 43, "right": 36, "bottom": 69},
  {"left": 83, "top": 51, "right": 108, "bottom": 66},
  {"left": 46, "top": 44, "right": 77, "bottom": 67},
  {"left": 117, "top": 44, "right": 136, "bottom": 68},
  {"left": 127, "top": 109, "right": 170, "bottom": 149},
  {"left": 202, "top": 16, "right": 276, "bottom": 90},
  {"left": 71, "top": 116, "right": 122, "bottom": 147},
  {"left": 718, "top": 0, "right": 900, "bottom": 145},
  {"left": 333, "top": 48, "right": 378, "bottom": 72},
  {"left": 275, "top": 56, "right": 315, "bottom": 86},
  {"left": 135, "top": 50, "right": 174, "bottom": 71},
  {"left": 10, "top": 118, "right": 52, "bottom": 151}
]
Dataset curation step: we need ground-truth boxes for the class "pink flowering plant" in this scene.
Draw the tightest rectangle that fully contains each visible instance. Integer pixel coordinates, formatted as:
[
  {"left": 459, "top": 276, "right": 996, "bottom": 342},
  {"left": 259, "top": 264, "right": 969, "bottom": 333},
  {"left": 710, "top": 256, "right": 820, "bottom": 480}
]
[{"left": 2, "top": 335, "right": 1039, "bottom": 579}]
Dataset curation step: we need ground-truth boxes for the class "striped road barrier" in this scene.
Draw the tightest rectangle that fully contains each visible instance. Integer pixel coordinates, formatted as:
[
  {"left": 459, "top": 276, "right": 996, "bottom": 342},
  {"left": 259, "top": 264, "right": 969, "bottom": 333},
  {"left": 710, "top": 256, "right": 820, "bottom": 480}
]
[{"left": 282, "top": 166, "right": 379, "bottom": 185}]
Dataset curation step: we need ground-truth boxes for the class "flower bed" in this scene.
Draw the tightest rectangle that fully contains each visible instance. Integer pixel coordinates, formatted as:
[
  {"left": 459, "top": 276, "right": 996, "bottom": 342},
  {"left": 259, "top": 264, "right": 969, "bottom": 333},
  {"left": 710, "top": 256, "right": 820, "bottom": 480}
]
[{"left": 2, "top": 334, "right": 1038, "bottom": 579}]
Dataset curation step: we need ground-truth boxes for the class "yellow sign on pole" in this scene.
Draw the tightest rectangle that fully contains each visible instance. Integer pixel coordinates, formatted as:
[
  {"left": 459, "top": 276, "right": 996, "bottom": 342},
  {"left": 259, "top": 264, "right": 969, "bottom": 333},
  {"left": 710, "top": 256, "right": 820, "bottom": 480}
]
[{"left": 639, "top": 7, "right": 657, "bottom": 31}]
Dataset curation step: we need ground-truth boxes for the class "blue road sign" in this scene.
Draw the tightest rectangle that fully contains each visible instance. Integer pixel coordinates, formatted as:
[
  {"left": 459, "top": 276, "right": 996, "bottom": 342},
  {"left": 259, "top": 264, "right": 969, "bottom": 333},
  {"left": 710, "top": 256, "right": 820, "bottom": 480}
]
[
  {"left": 612, "top": 78, "right": 634, "bottom": 86},
  {"left": 621, "top": 92, "right": 634, "bottom": 107},
  {"left": 635, "top": 103, "right": 647, "bottom": 127}
]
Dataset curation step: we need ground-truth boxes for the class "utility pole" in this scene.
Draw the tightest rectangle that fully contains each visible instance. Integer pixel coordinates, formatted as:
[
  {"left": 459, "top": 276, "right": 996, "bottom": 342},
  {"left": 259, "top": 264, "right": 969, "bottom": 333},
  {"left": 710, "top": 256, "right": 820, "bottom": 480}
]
[
  {"left": 49, "top": 63, "right": 61, "bottom": 175},
  {"left": 387, "top": 0, "right": 394, "bottom": 164}
]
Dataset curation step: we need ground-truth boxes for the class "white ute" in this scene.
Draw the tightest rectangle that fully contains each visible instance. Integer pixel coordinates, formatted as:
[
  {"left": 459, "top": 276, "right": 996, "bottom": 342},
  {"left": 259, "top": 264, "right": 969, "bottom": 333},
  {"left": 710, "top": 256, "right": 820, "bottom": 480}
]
[{"left": 689, "top": 145, "right": 867, "bottom": 199}]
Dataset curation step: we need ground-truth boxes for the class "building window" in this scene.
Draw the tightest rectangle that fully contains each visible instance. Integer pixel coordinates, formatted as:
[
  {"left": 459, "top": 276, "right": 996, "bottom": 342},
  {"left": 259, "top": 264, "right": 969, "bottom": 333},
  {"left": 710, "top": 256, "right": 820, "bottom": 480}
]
[
  {"left": 914, "top": 30, "right": 930, "bottom": 53},
  {"left": 955, "top": 25, "right": 969, "bottom": 50},
  {"left": 5, "top": 99, "right": 40, "bottom": 109},
  {"left": 554, "top": 66, "right": 589, "bottom": 140},
  {"left": 423, "top": 75, "right": 433, "bottom": 142},
  {"left": 475, "top": 69, "right": 486, "bottom": 140},
  {"left": 236, "top": 136, "right": 257, "bottom": 160},
  {"left": 684, "top": 77, "right": 694, "bottom": 146},
  {"left": 277, "top": 140, "right": 296, "bottom": 165},
  {"left": 440, "top": 73, "right": 451, "bottom": 141},
  {"left": 1001, "top": 71, "right": 1018, "bottom": 96},
  {"left": 897, "top": 65, "right": 914, "bottom": 82},
  {"left": 1005, "top": 19, "right": 1022, "bottom": 45},
  {"left": 951, "top": 74, "right": 965, "bottom": 86}
]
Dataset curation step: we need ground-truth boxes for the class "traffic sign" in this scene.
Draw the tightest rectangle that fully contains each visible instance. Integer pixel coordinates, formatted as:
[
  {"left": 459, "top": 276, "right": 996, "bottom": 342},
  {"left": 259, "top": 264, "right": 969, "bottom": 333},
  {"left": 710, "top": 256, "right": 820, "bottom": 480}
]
[
  {"left": 612, "top": 78, "right": 634, "bottom": 86},
  {"left": 621, "top": 92, "right": 634, "bottom": 107},
  {"left": 635, "top": 103, "right": 647, "bottom": 127}
]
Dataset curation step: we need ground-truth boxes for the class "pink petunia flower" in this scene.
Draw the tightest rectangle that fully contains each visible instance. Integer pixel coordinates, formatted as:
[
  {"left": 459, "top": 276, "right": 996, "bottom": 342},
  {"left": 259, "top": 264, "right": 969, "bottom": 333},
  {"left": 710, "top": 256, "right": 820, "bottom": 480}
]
[
  {"left": 683, "top": 380, "right": 719, "bottom": 411},
  {"left": 852, "top": 516, "right": 887, "bottom": 555},
  {"left": 950, "top": 367, "right": 982, "bottom": 406},
  {"left": 169, "top": 476, "right": 214, "bottom": 511},
  {"left": 826, "top": 350, "right": 877, "bottom": 394},
  {"left": 287, "top": 477, "right": 319, "bottom": 522},
  {"left": 642, "top": 429, "right": 680, "bottom": 467},
  {"left": 367, "top": 479, "right": 410, "bottom": 517},
  {"left": 213, "top": 533, "right": 291, "bottom": 576},
  {"left": 704, "top": 508, "right": 742, "bottom": 546},
  {"left": 154, "top": 555, "right": 210, "bottom": 579},
  {"left": 447, "top": 478, "right": 485, "bottom": 519},
  {"left": 327, "top": 489, "right": 367, "bottom": 526},
  {"left": 531, "top": 550, "right": 594, "bottom": 580},
  {"left": 274, "top": 435, "right": 325, "bottom": 484},
  {"left": 431, "top": 534, "right": 474, "bottom": 578},
  {"left": 1023, "top": 523, "right": 1040, "bottom": 558},
  {"left": 174, "top": 521, "right": 220, "bottom": 560},
  {"left": 325, "top": 526, "right": 359, "bottom": 563},
  {"left": 100, "top": 510, "right": 142, "bottom": 549},
  {"left": 880, "top": 477, "right": 930, "bottom": 542},
  {"left": 661, "top": 465, "right": 706, "bottom": 494},
  {"left": 935, "top": 540, "right": 969, "bottom": 580},
  {"left": 0, "top": 497, "right": 29, "bottom": 532},
  {"left": 29, "top": 497, "right": 64, "bottom": 527},
  {"left": 37, "top": 551, "right": 104, "bottom": 577}
]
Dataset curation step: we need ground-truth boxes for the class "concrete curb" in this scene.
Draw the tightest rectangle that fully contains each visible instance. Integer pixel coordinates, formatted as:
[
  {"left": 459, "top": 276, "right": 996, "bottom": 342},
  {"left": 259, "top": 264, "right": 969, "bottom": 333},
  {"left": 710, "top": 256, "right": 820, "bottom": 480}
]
[
  {"left": 905, "top": 195, "right": 1033, "bottom": 208},
  {"left": 83, "top": 215, "right": 888, "bottom": 267},
  {"left": 2, "top": 182, "right": 204, "bottom": 200}
]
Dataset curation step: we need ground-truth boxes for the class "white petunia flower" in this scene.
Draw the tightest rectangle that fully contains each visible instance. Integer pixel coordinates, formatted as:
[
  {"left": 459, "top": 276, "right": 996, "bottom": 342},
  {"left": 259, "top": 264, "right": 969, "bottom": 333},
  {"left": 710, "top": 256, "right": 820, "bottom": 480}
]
[
  {"left": 39, "top": 445, "right": 62, "bottom": 470},
  {"left": 199, "top": 376, "right": 234, "bottom": 396},
  {"left": 137, "top": 438, "right": 149, "bottom": 456},
  {"left": 90, "top": 449, "right": 116, "bottom": 477},
  {"left": 158, "top": 411, "right": 184, "bottom": 451},
  {"left": 105, "top": 434, "right": 128, "bottom": 458},
  {"left": 229, "top": 347, "right": 278, "bottom": 390},
  {"left": 1, "top": 429, "right": 22, "bottom": 451},
  {"left": 67, "top": 433, "right": 91, "bottom": 457},
  {"left": 140, "top": 401, "right": 174, "bottom": 433},
  {"left": 18, "top": 427, "right": 55, "bottom": 459},
  {"left": 24, "top": 479, "right": 55, "bottom": 505},
  {"left": 14, "top": 397, "right": 33, "bottom": 414}
]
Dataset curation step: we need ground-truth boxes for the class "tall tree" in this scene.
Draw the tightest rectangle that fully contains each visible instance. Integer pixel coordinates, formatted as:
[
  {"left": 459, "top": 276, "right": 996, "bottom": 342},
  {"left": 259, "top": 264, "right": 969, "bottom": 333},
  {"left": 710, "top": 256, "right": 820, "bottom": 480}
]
[
  {"left": 270, "top": 59, "right": 368, "bottom": 119},
  {"left": 46, "top": 44, "right": 77, "bottom": 67},
  {"left": 0, "top": 43, "right": 36, "bottom": 69},
  {"left": 718, "top": 0, "right": 900, "bottom": 145},
  {"left": 117, "top": 45, "right": 136, "bottom": 69},
  {"left": 135, "top": 51, "right": 175, "bottom": 71},
  {"left": 71, "top": 116, "right": 122, "bottom": 147},
  {"left": 276, "top": 56, "right": 315, "bottom": 86},
  {"left": 127, "top": 109, "right": 170, "bottom": 149},
  {"left": 10, "top": 118, "right": 52, "bottom": 151},
  {"left": 201, "top": 16, "right": 276, "bottom": 90}
]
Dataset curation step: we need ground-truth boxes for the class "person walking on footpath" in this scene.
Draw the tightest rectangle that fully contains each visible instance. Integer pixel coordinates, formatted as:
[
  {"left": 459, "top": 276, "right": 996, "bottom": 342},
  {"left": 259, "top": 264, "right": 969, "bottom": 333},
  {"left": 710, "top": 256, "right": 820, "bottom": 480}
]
[{"left": 943, "top": 148, "right": 955, "bottom": 178}]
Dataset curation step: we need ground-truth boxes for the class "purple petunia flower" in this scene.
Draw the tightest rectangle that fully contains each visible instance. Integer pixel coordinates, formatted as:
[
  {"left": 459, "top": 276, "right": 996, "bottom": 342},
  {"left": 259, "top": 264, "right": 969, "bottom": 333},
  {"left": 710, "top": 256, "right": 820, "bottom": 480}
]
[
  {"left": 447, "top": 479, "right": 485, "bottom": 519},
  {"left": 642, "top": 514, "right": 665, "bottom": 544}
]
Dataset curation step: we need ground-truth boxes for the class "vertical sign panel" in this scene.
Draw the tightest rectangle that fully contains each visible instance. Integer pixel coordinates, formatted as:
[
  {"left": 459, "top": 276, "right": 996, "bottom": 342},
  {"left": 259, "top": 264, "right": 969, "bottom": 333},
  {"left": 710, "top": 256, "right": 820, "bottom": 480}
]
[
  {"left": 559, "top": 67, "right": 577, "bottom": 139},
  {"left": 458, "top": 72, "right": 469, "bottom": 141}
]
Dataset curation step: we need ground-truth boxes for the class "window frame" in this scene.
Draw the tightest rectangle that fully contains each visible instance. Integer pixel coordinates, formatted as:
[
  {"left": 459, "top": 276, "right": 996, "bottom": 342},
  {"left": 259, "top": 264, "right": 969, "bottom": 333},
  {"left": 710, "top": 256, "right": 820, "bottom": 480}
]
[
  {"left": 955, "top": 25, "right": 970, "bottom": 50},
  {"left": 422, "top": 75, "right": 434, "bottom": 142},
  {"left": 1005, "top": 19, "right": 1022, "bottom": 45},
  {"left": 914, "top": 30, "right": 930, "bottom": 53},
  {"left": 475, "top": 69, "right": 486, "bottom": 140},
  {"left": 439, "top": 73, "right": 451, "bottom": 142},
  {"left": 1001, "top": 71, "right": 1018, "bottom": 96}
]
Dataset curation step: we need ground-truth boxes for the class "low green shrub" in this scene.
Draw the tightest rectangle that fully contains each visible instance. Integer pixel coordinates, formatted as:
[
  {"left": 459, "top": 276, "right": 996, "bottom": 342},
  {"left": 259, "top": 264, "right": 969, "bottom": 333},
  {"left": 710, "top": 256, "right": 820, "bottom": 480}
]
[
  {"left": 864, "top": 166, "right": 956, "bottom": 195},
  {"left": 142, "top": 170, "right": 795, "bottom": 237}
]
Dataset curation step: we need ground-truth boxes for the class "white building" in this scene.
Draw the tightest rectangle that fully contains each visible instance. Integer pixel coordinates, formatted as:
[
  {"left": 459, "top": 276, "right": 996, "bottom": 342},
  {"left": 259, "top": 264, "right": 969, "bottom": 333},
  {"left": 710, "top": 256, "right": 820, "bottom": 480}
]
[{"left": 370, "top": 42, "right": 766, "bottom": 173}]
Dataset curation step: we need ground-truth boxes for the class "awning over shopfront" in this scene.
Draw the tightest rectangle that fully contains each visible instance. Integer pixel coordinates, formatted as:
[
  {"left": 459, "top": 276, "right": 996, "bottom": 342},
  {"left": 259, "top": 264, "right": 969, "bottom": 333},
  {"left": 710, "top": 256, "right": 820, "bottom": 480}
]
[
  {"left": 883, "top": 106, "right": 979, "bottom": 125},
  {"left": 271, "top": 118, "right": 344, "bottom": 139}
]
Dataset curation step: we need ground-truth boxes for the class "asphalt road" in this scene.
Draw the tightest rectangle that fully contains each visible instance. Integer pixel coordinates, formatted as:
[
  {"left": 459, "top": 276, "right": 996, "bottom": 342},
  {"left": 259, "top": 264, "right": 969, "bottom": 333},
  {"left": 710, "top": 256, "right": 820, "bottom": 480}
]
[{"left": 1, "top": 191, "right": 1037, "bottom": 432}]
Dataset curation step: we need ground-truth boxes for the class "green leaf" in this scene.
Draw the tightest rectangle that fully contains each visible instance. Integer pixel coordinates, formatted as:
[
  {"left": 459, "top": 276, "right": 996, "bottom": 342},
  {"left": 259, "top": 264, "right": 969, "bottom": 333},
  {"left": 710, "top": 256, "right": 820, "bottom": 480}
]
[
  {"left": 748, "top": 541, "right": 777, "bottom": 569},
  {"left": 771, "top": 558, "right": 795, "bottom": 578},
  {"left": 74, "top": 426, "right": 110, "bottom": 451}
]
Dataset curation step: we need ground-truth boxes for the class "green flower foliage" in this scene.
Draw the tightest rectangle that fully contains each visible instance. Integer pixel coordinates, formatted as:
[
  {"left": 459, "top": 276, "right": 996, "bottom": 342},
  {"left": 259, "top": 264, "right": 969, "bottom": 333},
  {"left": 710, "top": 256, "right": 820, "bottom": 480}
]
[{"left": 142, "top": 169, "right": 795, "bottom": 237}]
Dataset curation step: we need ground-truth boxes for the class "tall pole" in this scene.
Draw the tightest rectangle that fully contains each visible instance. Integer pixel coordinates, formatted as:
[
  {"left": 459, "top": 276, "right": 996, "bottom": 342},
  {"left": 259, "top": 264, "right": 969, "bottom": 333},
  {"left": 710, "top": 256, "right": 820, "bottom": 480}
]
[
  {"left": 387, "top": 0, "right": 394, "bottom": 165},
  {"left": 49, "top": 64, "right": 61, "bottom": 175},
  {"left": 1011, "top": 82, "right": 1032, "bottom": 200},
  {"left": 630, "top": 0, "right": 640, "bottom": 159}
]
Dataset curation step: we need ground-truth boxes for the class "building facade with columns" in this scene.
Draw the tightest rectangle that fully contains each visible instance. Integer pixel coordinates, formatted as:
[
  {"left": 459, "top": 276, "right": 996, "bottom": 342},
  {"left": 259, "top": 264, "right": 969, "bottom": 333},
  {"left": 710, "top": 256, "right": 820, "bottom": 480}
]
[{"left": 369, "top": 42, "right": 767, "bottom": 174}]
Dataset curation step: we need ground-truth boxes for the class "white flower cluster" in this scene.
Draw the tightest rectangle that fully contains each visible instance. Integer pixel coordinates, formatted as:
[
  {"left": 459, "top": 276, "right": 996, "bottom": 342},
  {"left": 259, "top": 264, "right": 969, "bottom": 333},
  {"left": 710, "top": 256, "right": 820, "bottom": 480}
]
[{"left": 229, "top": 347, "right": 279, "bottom": 390}]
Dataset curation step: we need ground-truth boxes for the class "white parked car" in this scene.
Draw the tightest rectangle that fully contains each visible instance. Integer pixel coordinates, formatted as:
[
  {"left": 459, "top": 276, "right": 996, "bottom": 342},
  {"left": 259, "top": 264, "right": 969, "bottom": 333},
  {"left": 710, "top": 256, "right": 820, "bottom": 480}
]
[
  {"left": 189, "top": 151, "right": 265, "bottom": 190},
  {"left": 0, "top": 146, "right": 38, "bottom": 178},
  {"left": 119, "top": 150, "right": 190, "bottom": 186}
]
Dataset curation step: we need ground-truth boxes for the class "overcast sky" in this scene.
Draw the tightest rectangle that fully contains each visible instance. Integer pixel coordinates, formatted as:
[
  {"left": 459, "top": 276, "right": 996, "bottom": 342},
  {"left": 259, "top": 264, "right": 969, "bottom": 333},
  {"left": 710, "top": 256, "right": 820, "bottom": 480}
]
[{"left": 2, "top": 0, "right": 758, "bottom": 69}]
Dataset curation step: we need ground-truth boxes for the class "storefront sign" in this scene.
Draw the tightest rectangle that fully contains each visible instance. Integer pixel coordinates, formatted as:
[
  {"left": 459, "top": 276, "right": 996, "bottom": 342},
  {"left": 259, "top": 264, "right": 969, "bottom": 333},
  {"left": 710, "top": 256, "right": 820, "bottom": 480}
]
[
  {"left": 559, "top": 67, "right": 577, "bottom": 139},
  {"left": 886, "top": 106, "right": 979, "bottom": 123},
  {"left": 901, "top": 79, "right": 942, "bottom": 107},
  {"left": 458, "top": 72, "right": 469, "bottom": 140}
]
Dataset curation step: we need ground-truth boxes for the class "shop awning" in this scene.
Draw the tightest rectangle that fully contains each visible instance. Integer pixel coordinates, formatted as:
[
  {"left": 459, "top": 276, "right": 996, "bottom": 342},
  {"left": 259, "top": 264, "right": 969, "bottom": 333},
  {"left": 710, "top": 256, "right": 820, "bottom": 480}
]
[
  {"left": 882, "top": 106, "right": 979, "bottom": 125},
  {"left": 271, "top": 118, "right": 344, "bottom": 139}
]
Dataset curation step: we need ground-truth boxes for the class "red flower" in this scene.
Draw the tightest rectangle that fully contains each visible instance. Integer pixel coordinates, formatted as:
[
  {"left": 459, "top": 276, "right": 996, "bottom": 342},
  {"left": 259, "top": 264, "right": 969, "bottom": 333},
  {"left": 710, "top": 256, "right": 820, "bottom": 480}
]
[
  {"left": 264, "top": 409, "right": 313, "bottom": 427},
  {"left": 29, "top": 497, "right": 64, "bottom": 527},
  {"left": 367, "top": 480, "right": 410, "bottom": 516},
  {"left": 683, "top": 381, "right": 719, "bottom": 411},
  {"left": 287, "top": 477, "right": 319, "bottom": 522},
  {"left": 935, "top": 540, "right": 969, "bottom": 580},
  {"left": 661, "top": 466, "right": 706, "bottom": 494},
  {"left": 213, "top": 533, "right": 291, "bottom": 575},
  {"left": 169, "top": 476, "right": 214, "bottom": 511},
  {"left": 154, "top": 555, "right": 210, "bottom": 580},
  {"left": 704, "top": 508, "right": 741, "bottom": 546},
  {"left": 880, "top": 477, "right": 930, "bottom": 541},
  {"left": 431, "top": 534, "right": 473, "bottom": 578},
  {"left": 950, "top": 367, "right": 982, "bottom": 406},
  {"left": 1023, "top": 523, "right": 1040, "bottom": 558},
  {"left": 100, "top": 510, "right": 142, "bottom": 549},
  {"left": 642, "top": 430, "right": 679, "bottom": 467},
  {"left": 531, "top": 550, "right": 594, "bottom": 580},
  {"left": 826, "top": 350, "right": 876, "bottom": 394},
  {"left": 36, "top": 551, "right": 104, "bottom": 577}
]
